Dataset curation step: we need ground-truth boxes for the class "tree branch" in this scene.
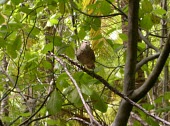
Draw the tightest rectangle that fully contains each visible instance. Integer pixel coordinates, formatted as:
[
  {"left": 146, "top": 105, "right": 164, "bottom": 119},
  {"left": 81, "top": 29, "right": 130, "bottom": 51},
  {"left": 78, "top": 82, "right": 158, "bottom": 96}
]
[
  {"left": 69, "top": 0, "right": 123, "bottom": 18},
  {"left": 105, "top": 0, "right": 128, "bottom": 18},
  {"left": 67, "top": 117, "right": 90, "bottom": 125},
  {"left": 123, "top": 0, "right": 139, "bottom": 95},
  {"left": 132, "top": 33, "right": 170, "bottom": 101},
  {"left": 57, "top": 54, "right": 170, "bottom": 125},
  {"left": 136, "top": 53, "right": 160, "bottom": 72},
  {"left": 138, "top": 30, "right": 159, "bottom": 52},
  {"left": 50, "top": 52, "right": 101, "bottom": 126},
  {"left": 131, "top": 112, "right": 149, "bottom": 126},
  {"left": 112, "top": 1, "right": 140, "bottom": 125}
]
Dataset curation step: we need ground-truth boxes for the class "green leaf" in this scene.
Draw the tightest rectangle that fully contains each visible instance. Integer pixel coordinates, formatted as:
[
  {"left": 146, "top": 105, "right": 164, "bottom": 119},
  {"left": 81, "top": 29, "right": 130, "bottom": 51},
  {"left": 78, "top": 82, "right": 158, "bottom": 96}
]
[
  {"left": 54, "top": 36, "right": 62, "bottom": 46},
  {"left": 151, "top": 14, "right": 160, "bottom": 24},
  {"left": 42, "top": 43, "right": 53, "bottom": 54},
  {"left": 141, "top": 64, "right": 149, "bottom": 73},
  {"left": 91, "top": 18, "right": 101, "bottom": 31},
  {"left": 155, "top": 106, "right": 170, "bottom": 112},
  {"left": 152, "top": 8, "right": 166, "bottom": 17},
  {"left": 47, "top": 14, "right": 61, "bottom": 26},
  {"left": 138, "top": 42, "right": 146, "bottom": 50},
  {"left": 49, "top": 18, "right": 58, "bottom": 25},
  {"left": 112, "top": 43, "right": 124, "bottom": 52},
  {"left": 13, "top": 35, "right": 22, "bottom": 51},
  {"left": 24, "top": 60, "right": 37, "bottom": 71},
  {"left": 19, "top": 7, "right": 33, "bottom": 14},
  {"left": 7, "top": 44, "right": 17, "bottom": 59},
  {"left": 19, "top": 6, "right": 37, "bottom": 16},
  {"left": 90, "top": 91, "right": 108, "bottom": 112},
  {"left": 20, "top": 112, "right": 31, "bottom": 117},
  {"left": 30, "top": 27, "right": 40, "bottom": 36},
  {"left": 0, "top": 14, "right": 5, "bottom": 24},
  {"left": 100, "top": 1, "right": 111, "bottom": 15},
  {"left": 68, "top": 89, "right": 82, "bottom": 107},
  {"left": 81, "top": 84, "right": 93, "bottom": 96},
  {"left": 2, "top": 116, "right": 12, "bottom": 122},
  {"left": 57, "top": 73, "right": 69, "bottom": 89},
  {"left": 142, "top": 103, "right": 154, "bottom": 111},
  {"left": 142, "top": 0, "right": 153, "bottom": 13},
  {"left": 0, "top": 38, "right": 6, "bottom": 48},
  {"left": 33, "top": 84, "right": 48, "bottom": 91},
  {"left": 133, "top": 120, "right": 141, "bottom": 126},
  {"left": 59, "top": 1, "right": 65, "bottom": 14},
  {"left": 164, "top": 92, "right": 170, "bottom": 100},
  {"left": 92, "top": 34, "right": 103, "bottom": 40},
  {"left": 11, "top": 0, "right": 24, "bottom": 5},
  {"left": 73, "top": 72, "right": 96, "bottom": 85},
  {"left": 47, "top": 90, "right": 63, "bottom": 115},
  {"left": 42, "top": 60, "right": 52, "bottom": 69},
  {"left": 119, "top": 33, "right": 128, "bottom": 41},
  {"left": 64, "top": 43, "right": 75, "bottom": 59},
  {"left": 140, "top": 14, "right": 153, "bottom": 30},
  {"left": 83, "top": 18, "right": 91, "bottom": 31},
  {"left": 46, "top": 119, "right": 58, "bottom": 125},
  {"left": 96, "top": 41, "right": 104, "bottom": 49},
  {"left": 47, "top": 119, "right": 58, "bottom": 125},
  {"left": 154, "top": 95, "right": 163, "bottom": 104},
  {"left": 8, "top": 23, "right": 22, "bottom": 30},
  {"left": 0, "top": 25, "right": 8, "bottom": 35},
  {"left": 146, "top": 117, "right": 159, "bottom": 126},
  {"left": 78, "top": 28, "right": 86, "bottom": 40},
  {"left": 106, "top": 39, "right": 114, "bottom": 48}
]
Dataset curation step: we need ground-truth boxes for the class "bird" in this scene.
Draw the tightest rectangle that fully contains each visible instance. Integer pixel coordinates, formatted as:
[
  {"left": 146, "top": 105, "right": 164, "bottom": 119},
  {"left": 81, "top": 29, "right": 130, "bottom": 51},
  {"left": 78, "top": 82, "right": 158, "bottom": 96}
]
[{"left": 76, "top": 41, "right": 95, "bottom": 69}]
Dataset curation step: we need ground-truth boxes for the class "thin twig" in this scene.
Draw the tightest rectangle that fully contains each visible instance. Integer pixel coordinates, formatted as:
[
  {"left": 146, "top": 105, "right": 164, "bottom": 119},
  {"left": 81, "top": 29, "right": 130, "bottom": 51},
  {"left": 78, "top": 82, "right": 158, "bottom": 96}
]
[
  {"left": 136, "top": 53, "right": 160, "bottom": 72},
  {"left": 26, "top": 115, "right": 50, "bottom": 125},
  {"left": 67, "top": 117, "right": 90, "bottom": 125}
]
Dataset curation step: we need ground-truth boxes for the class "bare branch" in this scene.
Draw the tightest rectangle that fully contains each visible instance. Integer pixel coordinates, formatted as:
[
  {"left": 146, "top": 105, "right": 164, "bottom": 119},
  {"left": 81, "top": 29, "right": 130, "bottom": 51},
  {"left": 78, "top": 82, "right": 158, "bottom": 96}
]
[
  {"left": 67, "top": 117, "right": 90, "bottom": 125},
  {"left": 26, "top": 115, "right": 50, "bottom": 125},
  {"left": 136, "top": 53, "right": 160, "bottom": 72},
  {"left": 130, "top": 112, "right": 149, "bottom": 126},
  {"left": 138, "top": 30, "right": 159, "bottom": 52},
  {"left": 133, "top": 33, "right": 170, "bottom": 102}
]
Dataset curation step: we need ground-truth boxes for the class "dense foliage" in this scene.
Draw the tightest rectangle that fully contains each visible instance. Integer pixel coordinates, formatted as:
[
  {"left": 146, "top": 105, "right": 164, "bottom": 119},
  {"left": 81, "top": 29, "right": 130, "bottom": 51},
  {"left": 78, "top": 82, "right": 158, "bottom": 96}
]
[{"left": 0, "top": 0, "right": 169, "bottom": 126}]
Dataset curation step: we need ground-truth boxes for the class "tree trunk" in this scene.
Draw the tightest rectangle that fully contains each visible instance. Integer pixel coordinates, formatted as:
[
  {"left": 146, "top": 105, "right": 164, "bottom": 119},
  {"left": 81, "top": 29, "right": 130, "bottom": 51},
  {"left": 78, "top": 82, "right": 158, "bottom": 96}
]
[
  {"left": 112, "top": 100, "right": 133, "bottom": 126},
  {"left": 0, "top": 56, "right": 9, "bottom": 126},
  {"left": 161, "top": 0, "right": 169, "bottom": 124},
  {"left": 111, "top": 0, "right": 140, "bottom": 125}
]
